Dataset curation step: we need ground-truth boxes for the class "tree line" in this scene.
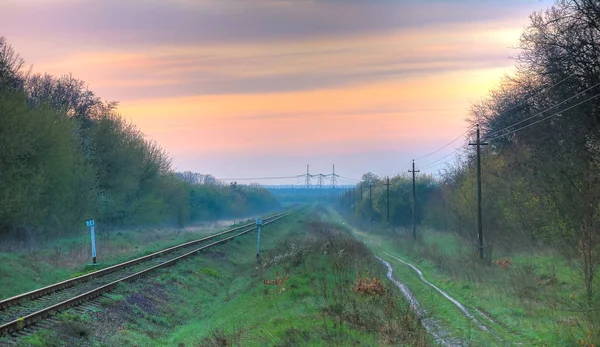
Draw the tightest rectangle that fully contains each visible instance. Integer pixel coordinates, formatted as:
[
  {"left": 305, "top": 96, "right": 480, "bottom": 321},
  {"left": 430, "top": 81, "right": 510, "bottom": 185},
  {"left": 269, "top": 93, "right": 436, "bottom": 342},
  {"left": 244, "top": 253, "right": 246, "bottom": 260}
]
[
  {"left": 341, "top": 0, "right": 600, "bottom": 301},
  {"left": 339, "top": 172, "right": 436, "bottom": 228},
  {"left": 0, "top": 37, "right": 279, "bottom": 246}
]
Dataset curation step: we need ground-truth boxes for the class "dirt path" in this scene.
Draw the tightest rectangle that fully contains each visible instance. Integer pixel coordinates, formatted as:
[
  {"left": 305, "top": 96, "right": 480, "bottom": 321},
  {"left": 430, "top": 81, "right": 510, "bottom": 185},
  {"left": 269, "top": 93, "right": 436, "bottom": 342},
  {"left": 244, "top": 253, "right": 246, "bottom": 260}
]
[
  {"left": 377, "top": 256, "right": 460, "bottom": 346},
  {"left": 324, "top": 207, "right": 509, "bottom": 345},
  {"left": 381, "top": 251, "right": 506, "bottom": 345}
]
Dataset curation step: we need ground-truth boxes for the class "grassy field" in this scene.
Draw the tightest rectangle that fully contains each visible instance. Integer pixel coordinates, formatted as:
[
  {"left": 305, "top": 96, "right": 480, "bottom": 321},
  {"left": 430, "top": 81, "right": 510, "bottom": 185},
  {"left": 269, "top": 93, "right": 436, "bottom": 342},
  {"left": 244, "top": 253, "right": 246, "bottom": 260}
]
[
  {"left": 15, "top": 206, "right": 429, "bottom": 346},
  {"left": 0, "top": 217, "right": 262, "bottom": 300},
  {"left": 328, "top": 208, "right": 600, "bottom": 346}
]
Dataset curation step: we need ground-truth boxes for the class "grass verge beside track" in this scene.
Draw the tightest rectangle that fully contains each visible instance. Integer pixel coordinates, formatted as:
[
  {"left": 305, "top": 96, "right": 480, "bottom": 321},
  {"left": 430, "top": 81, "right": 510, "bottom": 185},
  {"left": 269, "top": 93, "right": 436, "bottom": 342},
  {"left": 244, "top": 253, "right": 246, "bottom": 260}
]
[
  {"left": 327, "top": 207, "right": 600, "bottom": 346},
  {"left": 15, "top": 206, "right": 429, "bottom": 347}
]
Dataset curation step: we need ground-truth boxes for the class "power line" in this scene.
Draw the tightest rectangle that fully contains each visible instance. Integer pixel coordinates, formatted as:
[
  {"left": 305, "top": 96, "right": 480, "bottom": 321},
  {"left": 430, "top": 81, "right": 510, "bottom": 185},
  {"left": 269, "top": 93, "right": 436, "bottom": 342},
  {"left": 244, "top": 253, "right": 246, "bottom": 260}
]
[
  {"left": 218, "top": 175, "right": 301, "bottom": 181},
  {"left": 418, "top": 88, "right": 600, "bottom": 171},
  {"left": 494, "top": 74, "right": 575, "bottom": 116},
  {"left": 338, "top": 175, "right": 362, "bottom": 182},
  {"left": 412, "top": 75, "right": 575, "bottom": 164},
  {"left": 420, "top": 146, "right": 465, "bottom": 170},
  {"left": 485, "top": 81, "right": 600, "bottom": 139},
  {"left": 487, "top": 91, "right": 600, "bottom": 141},
  {"left": 413, "top": 128, "right": 472, "bottom": 161}
]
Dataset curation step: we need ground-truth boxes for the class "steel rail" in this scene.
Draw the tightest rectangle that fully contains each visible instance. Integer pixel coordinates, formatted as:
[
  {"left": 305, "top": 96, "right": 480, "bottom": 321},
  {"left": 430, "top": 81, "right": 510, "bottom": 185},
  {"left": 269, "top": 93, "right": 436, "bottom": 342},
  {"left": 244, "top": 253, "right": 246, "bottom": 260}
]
[
  {"left": 0, "top": 209, "right": 292, "bottom": 311},
  {"left": 0, "top": 208, "right": 300, "bottom": 336}
]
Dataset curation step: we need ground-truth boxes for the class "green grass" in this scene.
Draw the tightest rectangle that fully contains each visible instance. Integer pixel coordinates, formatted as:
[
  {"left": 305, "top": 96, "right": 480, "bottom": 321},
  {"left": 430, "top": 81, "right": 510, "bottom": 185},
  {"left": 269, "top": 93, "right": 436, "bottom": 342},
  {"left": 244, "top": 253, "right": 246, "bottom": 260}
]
[
  {"left": 0, "top": 218, "right": 258, "bottom": 300},
  {"left": 328, "top": 207, "right": 599, "bottom": 346},
  {"left": 16, "top": 206, "right": 428, "bottom": 347},
  {"left": 0, "top": 252, "right": 72, "bottom": 299}
]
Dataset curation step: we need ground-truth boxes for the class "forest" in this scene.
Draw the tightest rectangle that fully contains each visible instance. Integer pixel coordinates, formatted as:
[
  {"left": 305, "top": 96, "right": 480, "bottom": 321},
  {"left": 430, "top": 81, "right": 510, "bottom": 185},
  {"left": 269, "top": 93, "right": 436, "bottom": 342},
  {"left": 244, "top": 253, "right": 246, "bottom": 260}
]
[
  {"left": 342, "top": 0, "right": 600, "bottom": 303},
  {"left": 0, "top": 37, "right": 279, "bottom": 247}
]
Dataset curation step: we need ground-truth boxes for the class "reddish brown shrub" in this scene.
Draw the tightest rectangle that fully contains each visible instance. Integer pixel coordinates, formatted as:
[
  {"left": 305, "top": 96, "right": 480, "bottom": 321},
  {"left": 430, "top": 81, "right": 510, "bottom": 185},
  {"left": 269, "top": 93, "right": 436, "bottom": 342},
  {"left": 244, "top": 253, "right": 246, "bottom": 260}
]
[{"left": 352, "top": 273, "right": 385, "bottom": 295}]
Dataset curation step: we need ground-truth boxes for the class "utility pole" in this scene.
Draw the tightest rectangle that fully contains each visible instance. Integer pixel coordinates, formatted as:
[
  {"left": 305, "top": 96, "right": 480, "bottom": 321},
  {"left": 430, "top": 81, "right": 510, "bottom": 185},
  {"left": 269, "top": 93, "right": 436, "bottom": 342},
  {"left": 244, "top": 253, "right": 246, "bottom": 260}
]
[
  {"left": 469, "top": 124, "right": 489, "bottom": 260},
  {"left": 348, "top": 189, "right": 352, "bottom": 210},
  {"left": 368, "top": 181, "right": 372, "bottom": 227},
  {"left": 408, "top": 160, "right": 420, "bottom": 240},
  {"left": 359, "top": 183, "right": 364, "bottom": 218},
  {"left": 352, "top": 188, "right": 356, "bottom": 216},
  {"left": 385, "top": 176, "right": 390, "bottom": 224}
]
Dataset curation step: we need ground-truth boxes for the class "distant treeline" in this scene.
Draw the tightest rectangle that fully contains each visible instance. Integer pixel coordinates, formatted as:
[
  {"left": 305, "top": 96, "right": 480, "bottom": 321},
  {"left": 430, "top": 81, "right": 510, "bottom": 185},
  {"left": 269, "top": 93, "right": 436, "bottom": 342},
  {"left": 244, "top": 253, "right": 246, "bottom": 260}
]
[
  {"left": 266, "top": 187, "right": 341, "bottom": 204},
  {"left": 338, "top": 172, "right": 436, "bottom": 228},
  {"left": 0, "top": 37, "right": 279, "bottom": 245}
]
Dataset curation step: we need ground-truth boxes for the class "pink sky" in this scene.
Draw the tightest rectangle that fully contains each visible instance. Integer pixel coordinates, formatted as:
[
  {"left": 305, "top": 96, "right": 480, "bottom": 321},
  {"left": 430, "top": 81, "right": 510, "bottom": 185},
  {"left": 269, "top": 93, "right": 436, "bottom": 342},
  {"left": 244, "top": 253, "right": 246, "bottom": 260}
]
[{"left": 0, "top": 0, "right": 553, "bottom": 184}]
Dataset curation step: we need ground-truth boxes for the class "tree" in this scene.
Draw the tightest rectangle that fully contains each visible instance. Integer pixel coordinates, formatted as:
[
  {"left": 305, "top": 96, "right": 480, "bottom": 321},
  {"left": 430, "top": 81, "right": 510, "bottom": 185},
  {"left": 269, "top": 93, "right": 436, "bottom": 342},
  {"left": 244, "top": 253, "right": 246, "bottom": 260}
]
[
  {"left": 0, "top": 36, "right": 281, "bottom": 246},
  {"left": 0, "top": 37, "right": 27, "bottom": 91},
  {"left": 459, "top": 0, "right": 600, "bottom": 296},
  {"left": 25, "top": 73, "right": 117, "bottom": 125}
]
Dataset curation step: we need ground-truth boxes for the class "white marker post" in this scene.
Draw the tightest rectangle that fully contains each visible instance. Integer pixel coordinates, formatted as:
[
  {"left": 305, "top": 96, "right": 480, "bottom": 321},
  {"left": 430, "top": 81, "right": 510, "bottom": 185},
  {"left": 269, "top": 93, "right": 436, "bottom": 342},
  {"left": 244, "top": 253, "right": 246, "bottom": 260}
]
[
  {"left": 86, "top": 219, "right": 97, "bottom": 264},
  {"left": 256, "top": 218, "right": 263, "bottom": 260}
]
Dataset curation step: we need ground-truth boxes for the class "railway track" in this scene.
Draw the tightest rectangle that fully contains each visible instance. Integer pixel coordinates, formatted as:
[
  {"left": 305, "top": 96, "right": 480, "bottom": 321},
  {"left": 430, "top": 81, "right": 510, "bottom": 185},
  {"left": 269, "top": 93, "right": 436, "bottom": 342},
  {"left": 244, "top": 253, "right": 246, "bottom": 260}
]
[{"left": 0, "top": 208, "right": 299, "bottom": 340}]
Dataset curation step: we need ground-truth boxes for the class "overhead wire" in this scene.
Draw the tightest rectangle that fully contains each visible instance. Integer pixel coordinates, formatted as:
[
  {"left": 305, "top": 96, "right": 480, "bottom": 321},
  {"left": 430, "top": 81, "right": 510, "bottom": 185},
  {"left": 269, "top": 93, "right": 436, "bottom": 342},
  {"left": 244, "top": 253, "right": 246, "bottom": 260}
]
[
  {"left": 413, "top": 74, "right": 578, "bottom": 171},
  {"left": 485, "top": 81, "right": 600, "bottom": 139},
  {"left": 492, "top": 73, "right": 575, "bottom": 117},
  {"left": 416, "top": 87, "right": 600, "bottom": 173},
  {"left": 337, "top": 175, "right": 362, "bottom": 182},
  {"left": 218, "top": 175, "right": 302, "bottom": 181},
  {"left": 420, "top": 147, "right": 466, "bottom": 170},
  {"left": 413, "top": 128, "right": 473, "bottom": 161},
  {"left": 487, "top": 91, "right": 600, "bottom": 141}
]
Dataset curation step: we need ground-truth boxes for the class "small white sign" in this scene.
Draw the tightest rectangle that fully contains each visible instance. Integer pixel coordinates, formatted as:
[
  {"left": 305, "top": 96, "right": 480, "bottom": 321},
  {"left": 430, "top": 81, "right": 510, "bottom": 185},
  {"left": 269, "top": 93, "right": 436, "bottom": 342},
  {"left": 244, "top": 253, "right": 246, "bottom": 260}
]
[
  {"left": 86, "top": 220, "right": 95, "bottom": 227},
  {"left": 256, "top": 219, "right": 263, "bottom": 226}
]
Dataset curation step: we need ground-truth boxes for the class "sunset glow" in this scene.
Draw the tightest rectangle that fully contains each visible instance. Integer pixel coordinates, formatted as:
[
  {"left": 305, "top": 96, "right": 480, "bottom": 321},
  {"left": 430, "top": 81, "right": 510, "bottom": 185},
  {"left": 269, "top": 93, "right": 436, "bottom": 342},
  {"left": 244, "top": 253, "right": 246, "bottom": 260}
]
[{"left": 1, "top": 0, "right": 552, "bottom": 183}]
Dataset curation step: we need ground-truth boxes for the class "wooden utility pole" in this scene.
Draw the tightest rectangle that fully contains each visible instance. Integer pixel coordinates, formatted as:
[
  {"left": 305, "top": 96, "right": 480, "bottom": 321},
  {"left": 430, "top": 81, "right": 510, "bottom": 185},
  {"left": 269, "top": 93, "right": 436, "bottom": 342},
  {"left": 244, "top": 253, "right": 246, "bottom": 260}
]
[
  {"left": 408, "top": 160, "right": 420, "bottom": 239},
  {"left": 368, "top": 181, "right": 373, "bottom": 226},
  {"left": 352, "top": 188, "right": 356, "bottom": 216},
  {"left": 469, "top": 124, "right": 488, "bottom": 260},
  {"left": 360, "top": 183, "right": 363, "bottom": 218},
  {"left": 385, "top": 177, "right": 391, "bottom": 224},
  {"left": 347, "top": 189, "right": 352, "bottom": 211}
]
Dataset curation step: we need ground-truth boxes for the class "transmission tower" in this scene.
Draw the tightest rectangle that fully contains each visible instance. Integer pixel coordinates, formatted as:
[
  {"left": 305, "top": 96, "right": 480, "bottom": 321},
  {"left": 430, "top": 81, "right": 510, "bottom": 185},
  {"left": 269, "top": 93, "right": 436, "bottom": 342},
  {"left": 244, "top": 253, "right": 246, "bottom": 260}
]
[
  {"left": 305, "top": 165, "right": 311, "bottom": 188},
  {"left": 317, "top": 173, "right": 324, "bottom": 189},
  {"left": 330, "top": 164, "right": 337, "bottom": 189}
]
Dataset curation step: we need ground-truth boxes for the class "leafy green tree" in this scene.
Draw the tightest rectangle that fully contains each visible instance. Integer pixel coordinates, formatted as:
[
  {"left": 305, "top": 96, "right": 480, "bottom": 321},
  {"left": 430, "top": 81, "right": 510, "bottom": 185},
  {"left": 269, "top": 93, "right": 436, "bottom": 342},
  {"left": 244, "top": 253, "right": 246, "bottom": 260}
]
[{"left": 0, "top": 88, "right": 94, "bottom": 243}]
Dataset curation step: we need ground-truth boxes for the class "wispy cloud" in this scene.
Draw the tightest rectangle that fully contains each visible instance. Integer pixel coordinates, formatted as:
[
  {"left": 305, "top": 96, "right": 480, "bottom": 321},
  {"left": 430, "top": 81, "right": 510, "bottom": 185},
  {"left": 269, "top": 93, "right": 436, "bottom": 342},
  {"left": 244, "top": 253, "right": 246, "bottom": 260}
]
[
  {"left": 30, "top": 22, "right": 520, "bottom": 100},
  {"left": 0, "top": 0, "right": 549, "bottom": 179}
]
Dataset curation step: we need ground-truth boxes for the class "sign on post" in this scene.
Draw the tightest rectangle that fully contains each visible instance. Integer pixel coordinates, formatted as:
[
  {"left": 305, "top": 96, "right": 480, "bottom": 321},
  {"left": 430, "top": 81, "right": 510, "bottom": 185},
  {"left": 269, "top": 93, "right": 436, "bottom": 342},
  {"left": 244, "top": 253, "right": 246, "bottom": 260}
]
[
  {"left": 256, "top": 219, "right": 263, "bottom": 260},
  {"left": 86, "top": 219, "right": 97, "bottom": 264}
]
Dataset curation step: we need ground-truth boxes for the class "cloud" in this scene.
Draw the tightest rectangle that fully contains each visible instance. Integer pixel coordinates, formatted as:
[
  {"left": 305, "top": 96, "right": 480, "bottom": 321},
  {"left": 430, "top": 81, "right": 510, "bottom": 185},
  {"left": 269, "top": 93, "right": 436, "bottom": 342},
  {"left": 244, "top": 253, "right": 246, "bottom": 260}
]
[
  {"left": 3, "top": 0, "right": 533, "bottom": 100},
  {"left": 3, "top": 0, "right": 544, "bottom": 49},
  {"left": 0, "top": 0, "right": 546, "bottom": 176},
  {"left": 27, "top": 21, "right": 519, "bottom": 100}
]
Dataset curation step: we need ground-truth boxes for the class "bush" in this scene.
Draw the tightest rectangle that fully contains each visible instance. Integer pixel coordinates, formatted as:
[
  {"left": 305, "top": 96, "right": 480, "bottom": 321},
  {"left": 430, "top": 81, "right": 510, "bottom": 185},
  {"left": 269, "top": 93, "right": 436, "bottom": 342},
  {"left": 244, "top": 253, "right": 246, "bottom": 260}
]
[{"left": 201, "top": 267, "right": 220, "bottom": 278}]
